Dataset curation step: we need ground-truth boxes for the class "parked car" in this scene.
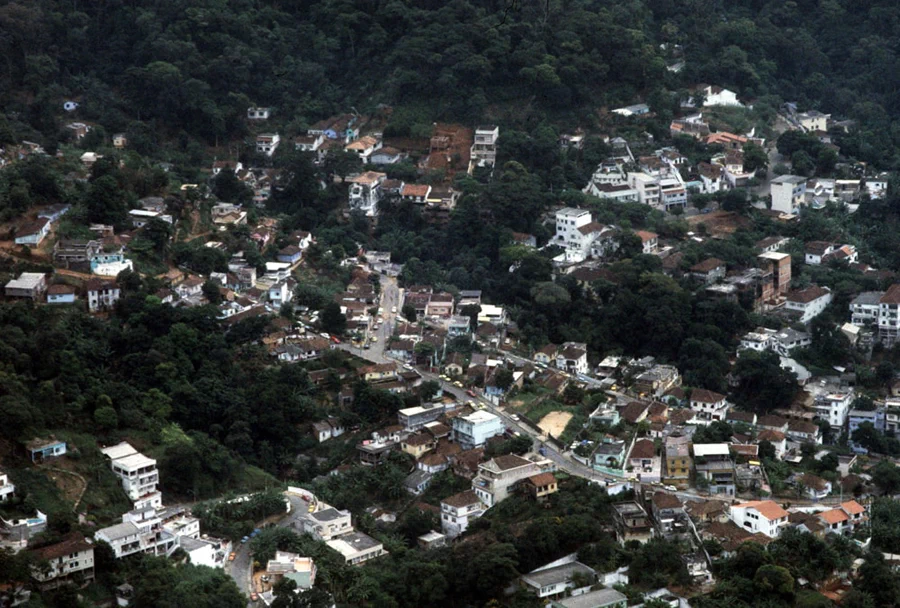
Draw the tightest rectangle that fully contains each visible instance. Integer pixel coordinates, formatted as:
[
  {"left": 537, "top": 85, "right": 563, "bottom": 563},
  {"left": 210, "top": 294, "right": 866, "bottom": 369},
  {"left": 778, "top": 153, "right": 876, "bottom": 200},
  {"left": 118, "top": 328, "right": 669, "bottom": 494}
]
[
  {"left": 241, "top": 536, "right": 249, "bottom": 544},
  {"left": 228, "top": 552, "right": 236, "bottom": 561}
]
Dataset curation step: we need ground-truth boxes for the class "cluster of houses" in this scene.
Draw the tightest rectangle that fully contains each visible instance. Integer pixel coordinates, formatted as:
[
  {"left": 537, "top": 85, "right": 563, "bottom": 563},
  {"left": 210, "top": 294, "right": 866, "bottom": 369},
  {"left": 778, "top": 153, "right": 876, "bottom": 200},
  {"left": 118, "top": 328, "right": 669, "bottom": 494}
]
[
  {"left": 0, "top": 439, "right": 231, "bottom": 594},
  {"left": 290, "top": 494, "right": 386, "bottom": 567}
]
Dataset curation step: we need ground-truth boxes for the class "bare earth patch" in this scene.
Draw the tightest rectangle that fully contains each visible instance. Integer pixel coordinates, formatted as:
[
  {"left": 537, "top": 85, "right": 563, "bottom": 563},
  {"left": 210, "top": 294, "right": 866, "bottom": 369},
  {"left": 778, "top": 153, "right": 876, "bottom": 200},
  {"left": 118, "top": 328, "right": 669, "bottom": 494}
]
[{"left": 537, "top": 411, "right": 573, "bottom": 437}]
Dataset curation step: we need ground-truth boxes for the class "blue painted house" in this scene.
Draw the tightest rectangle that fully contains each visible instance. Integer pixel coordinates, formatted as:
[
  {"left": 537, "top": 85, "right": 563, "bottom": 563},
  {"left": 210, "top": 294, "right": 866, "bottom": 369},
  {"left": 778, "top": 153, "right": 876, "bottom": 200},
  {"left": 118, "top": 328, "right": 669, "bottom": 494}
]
[
  {"left": 26, "top": 438, "right": 67, "bottom": 463},
  {"left": 277, "top": 245, "right": 302, "bottom": 265}
]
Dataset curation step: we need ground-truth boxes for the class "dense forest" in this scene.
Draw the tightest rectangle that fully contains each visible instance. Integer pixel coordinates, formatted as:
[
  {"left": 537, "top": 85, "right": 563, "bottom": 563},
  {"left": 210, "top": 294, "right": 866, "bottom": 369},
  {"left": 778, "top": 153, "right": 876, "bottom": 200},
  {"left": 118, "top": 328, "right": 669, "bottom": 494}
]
[{"left": 2, "top": 0, "right": 900, "bottom": 167}]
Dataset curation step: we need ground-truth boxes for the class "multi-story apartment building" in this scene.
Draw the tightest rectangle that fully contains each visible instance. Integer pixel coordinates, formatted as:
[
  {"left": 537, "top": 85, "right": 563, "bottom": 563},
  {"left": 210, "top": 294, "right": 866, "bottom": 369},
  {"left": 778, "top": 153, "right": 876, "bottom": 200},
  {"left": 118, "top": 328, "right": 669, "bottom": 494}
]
[
  {"left": 101, "top": 442, "right": 161, "bottom": 508},
  {"left": 813, "top": 390, "right": 854, "bottom": 429},
  {"left": 470, "top": 125, "right": 499, "bottom": 168},
  {"left": 693, "top": 444, "right": 735, "bottom": 497},
  {"left": 472, "top": 455, "right": 543, "bottom": 508},
  {"left": 770, "top": 175, "right": 807, "bottom": 214},
  {"left": 440, "top": 489, "right": 486, "bottom": 538},
  {"left": 29, "top": 534, "right": 95, "bottom": 589},
  {"left": 348, "top": 171, "right": 387, "bottom": 217},
  {"left": 612, "top": 502, "right": 653, "bottom": 545},
  {"left": 452, "top": 410, "right": 505, "bottom": 451},
  {"left": 95, "top": 508, "right": 178, "bottom": 559}
]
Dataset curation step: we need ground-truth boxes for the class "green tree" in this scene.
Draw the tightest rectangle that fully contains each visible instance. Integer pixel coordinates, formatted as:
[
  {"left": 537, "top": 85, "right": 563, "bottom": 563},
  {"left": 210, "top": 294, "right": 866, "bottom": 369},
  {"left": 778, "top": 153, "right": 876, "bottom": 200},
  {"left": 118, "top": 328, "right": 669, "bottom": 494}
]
[
  {"left": 94, "top": 405, "right": 118, "bottom": 430},
  {"left": 320, "top": 303, "right": 347, "bottom": 335}
]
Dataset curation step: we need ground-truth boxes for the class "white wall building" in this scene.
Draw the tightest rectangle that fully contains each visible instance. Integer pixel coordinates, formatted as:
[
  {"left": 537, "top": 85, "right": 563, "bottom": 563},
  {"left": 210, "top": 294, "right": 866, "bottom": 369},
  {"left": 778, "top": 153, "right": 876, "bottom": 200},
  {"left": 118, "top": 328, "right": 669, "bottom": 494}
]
[
  {"left": 0, "top": 470, "right": 15, "bottom": 502},
  {"left": 440, "top": 490, "right": 486, "bottom": 538},
  {"left": 785, "top": 286, "right": 832, "bottom": 324},
  {"left": 256, "top": 133, "right": 280, "bottom": 156},
  {"left": 451, "top": 410, "right": 505, "bottom": 451},
  {"left": 472, "top": 454, "right": 542, "bottom": 508},
  {"left": 101, "top": 442, "right": 161, "bottom": 508},
  {"left": 729, "top": 501, "right": 789, "bottom": 538},
  {"left": 301, "top": 507, "right": 353, "bottom": 541},
  {"left": 29, "top": 534, "right": 94, "bottom": 589},
  {"left": 471, "top": 125, "right": 499, "bottom": 168},
  {"left": 814, "top": 391, "right": 853, "bottom": 429},
  {"left": 348, "top": 171, "right": 387, "bottom": 217},
  {"left": 771, "top": 175, "right": 807, "bottom": 214}
]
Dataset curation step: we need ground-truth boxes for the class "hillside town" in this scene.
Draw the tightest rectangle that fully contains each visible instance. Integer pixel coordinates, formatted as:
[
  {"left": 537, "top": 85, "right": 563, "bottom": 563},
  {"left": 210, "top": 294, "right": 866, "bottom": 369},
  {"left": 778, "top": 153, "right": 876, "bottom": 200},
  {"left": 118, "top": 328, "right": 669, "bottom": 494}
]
[{"left": 4, "top": 32, "right": 900, "bottom": 607}]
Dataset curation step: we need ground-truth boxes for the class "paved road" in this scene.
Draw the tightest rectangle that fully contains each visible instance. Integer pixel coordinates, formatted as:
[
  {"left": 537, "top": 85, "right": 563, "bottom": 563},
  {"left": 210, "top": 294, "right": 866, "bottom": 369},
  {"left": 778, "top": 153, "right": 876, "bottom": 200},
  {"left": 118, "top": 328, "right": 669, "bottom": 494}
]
[{"left": 225, "top": 493, "right": 313, "bottom": 604}]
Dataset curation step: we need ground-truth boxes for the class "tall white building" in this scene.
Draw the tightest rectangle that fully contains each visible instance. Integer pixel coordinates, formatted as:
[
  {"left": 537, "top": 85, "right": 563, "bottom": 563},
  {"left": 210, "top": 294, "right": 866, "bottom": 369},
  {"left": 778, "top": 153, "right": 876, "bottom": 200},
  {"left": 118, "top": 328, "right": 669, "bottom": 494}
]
[
  {"left": 101, "top": 442, "right": 161, "bottom": 508},
  {"left": 348, "top": 171, "right": 387, "bottom": 217},
  {"left": 878, "top": 285, "right": 900, "bottom": 346},
  {"left": 770, "top": 175, "right": 807, "bottom": 214},
  {"left": 451, "top": 410, "right": 505, "bottom": 451},
  {"left": 471, "top": 125, "right": 499, "bottom": 168},
  {"left": 0, "top": 469, "right": 14, "bottom": 502}
]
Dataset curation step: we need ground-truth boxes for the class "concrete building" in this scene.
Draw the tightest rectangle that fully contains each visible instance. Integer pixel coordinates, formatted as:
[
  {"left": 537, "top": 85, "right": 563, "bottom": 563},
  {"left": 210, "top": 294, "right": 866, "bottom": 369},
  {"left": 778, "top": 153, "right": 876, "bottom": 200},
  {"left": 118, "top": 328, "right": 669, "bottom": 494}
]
[
  {"left": 470, "top": 125, "right": 499, "bottom": 168},
  {"left": 451, "top": 410, "right": 505, "bottom": 451},
  {"left": 770, "top": 175, "right": 807, "bottom": 214},
  {"left": 300, "top": 507, "right": 352, "bottom": 541},
  {"left": 786, "top": 285, "right": 832, "bottom": 324},
  {"left": 472, "top": 454, "right": 542, "bottom": 508},
  {"left": 0, "top": 469, "right": 14, "bottom": 502},
  {"left": 440, "top": 489, "right": 485, "bottom": 538},
  {"left": 28, "top": 534, "right": 94, "bottom": 589},
  {"left": 612, "top": 502, "right": 653, "bottom": 545},
  {"left": 5, "top": 272, "right": 47, "bottom": 300},
  {"left": 101, "top": 442, "right": 161, "bottom": 508},
  {"left": 325, "top": 530, "right": 386, "bottom": 565},
  {"left": 729, "top": 500, "right": 789, "bottom": 538},
  {"left": 549, "top": 588, "right": 627, "bottom": 608}
]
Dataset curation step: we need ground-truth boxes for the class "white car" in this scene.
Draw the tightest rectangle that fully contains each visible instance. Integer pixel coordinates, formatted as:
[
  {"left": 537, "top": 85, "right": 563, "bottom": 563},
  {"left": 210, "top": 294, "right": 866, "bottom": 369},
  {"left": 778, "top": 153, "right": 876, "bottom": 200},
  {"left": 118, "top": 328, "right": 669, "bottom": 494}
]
[
  {"left": 391, "top": 306, "right": 397, "bottom": 314},
  {"left": 665, "top": 485, "right": 677, "bottom": 492},
  {"left": 510, "top": 414, "right": 520, "bottom": 421}
]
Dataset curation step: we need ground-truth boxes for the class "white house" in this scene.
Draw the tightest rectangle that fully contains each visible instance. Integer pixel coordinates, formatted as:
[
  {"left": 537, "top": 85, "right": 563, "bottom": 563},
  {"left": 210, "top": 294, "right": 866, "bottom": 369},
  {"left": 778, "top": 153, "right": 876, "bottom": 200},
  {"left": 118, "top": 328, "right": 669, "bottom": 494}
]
[
  {"left": 294, "top": 133, "right": 325, "bottom": 154},
  {"left": 874, "top": 284, "right": 900, "bottom": 346},
  {"left": 689, "top": 389, "right": 730, "bottom": 423},
  {"left": 850, "top": 291, "right": 884, "bottom": 326},
  {"left": 770, "top": 175, "right": 807, "bottom": 214},
  {"left": 556, "top": 342, "right": 588, "bottom": 375},
  {"left": 785, "top": 285, "right": 832, "bottom": 324},
  {"left": 247, "top": 107, "right": 271, "bottom": 120},
  {"left": 29, "top": 534, "right": 94, "bottom": 589},
  {"left": 797, "top": 111, "right": 829, "bottom": 132},
  {"left": 441, "top": 490, "right": 486, "bottom": 537},
  {"left": 85, "top": 279, "right": 121, "bottom": 313},
  {"left": 0, "top": 469, "right": 15, "bottom": 502},
  {"left": 471, "top": 454, "right": 544, "bottom": 508},
  {"left": 324, "top": 530, "right": 386, "bottom": 565},
  {"left": 636, "top": 230, "right": 658, "bottom": 254},
  {"left": 697, "top": 85, "right": 742, "bottom": 107},
  {"left": 470, "top": 125, "right": 499, "bottom": 168},
  {"left": 15, "top": 218, "right": 51, "bottom": 246},
  {"left": 451, "top": 410, "right": 505, "bottom": 451},
  {"left": 301, "top": 507, "right": 353, "bottom": 541},
  {"left": 553, "top": 207, "right": 594, "bottom": 263},
  {"left": 729, "top": 500, "right": 789, "bottom": 538},
  {"left": 814, "top": 391, "right": 853, "bottom": 429},
  {"left": 348, "top": 171, "right": 387, "bottom": 217},
  {"left": 256, "top": 133, "right": 280, "bottom": 156},
  {"left": 520, "top": 560, "right": 597, "bottom": 599},
  {"left": 345, "top": 135, "right": 382, "bottom": 164}
]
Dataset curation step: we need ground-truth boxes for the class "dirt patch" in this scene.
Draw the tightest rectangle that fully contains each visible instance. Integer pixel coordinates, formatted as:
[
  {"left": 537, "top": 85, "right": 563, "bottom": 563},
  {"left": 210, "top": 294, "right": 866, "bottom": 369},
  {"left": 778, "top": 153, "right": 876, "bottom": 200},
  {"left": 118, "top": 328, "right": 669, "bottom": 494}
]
[
  {"left": 44, "top": 468, "right": 86, "bottom": 506},
  {"left": 685, "top": 210, "right": 751, "bottom": 238},
  {"left": 537, "top": 411, "right": 573, "bottom": 438}
]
